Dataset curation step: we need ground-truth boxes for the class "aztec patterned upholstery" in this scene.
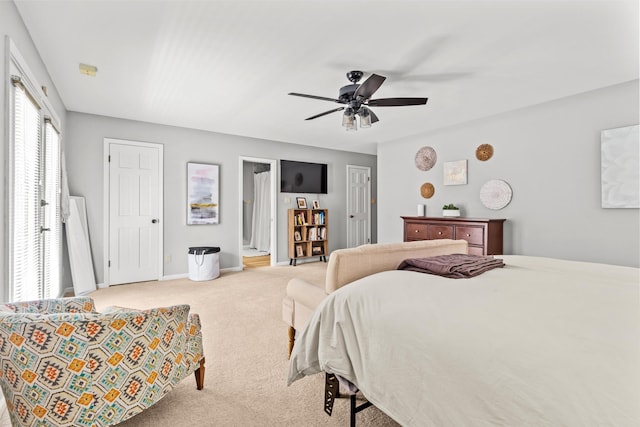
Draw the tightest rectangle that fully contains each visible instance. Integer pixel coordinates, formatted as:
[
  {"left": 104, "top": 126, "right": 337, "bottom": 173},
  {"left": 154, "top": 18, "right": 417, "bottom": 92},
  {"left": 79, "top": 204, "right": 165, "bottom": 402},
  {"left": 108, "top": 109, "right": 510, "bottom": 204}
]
[{"left": 0, "top": 296, "right": 205, "bottom": 426}]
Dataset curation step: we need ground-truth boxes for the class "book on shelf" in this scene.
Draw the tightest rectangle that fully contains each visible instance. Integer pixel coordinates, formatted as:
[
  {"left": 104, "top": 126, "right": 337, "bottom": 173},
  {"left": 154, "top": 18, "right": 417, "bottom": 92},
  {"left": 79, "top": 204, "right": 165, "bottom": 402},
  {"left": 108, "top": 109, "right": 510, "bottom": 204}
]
[{"left": 312, "top": 211, "right": 325, "bottom": 225}]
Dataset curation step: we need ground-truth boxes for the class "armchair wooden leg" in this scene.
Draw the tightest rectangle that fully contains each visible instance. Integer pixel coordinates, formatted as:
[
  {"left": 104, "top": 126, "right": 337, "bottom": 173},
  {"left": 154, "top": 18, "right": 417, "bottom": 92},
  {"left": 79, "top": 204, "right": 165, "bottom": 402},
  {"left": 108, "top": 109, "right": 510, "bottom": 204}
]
[
  {"left": 194, "top": 357, "right": 205, "bottom": 390},
  {"left": 288, "top": 326, "right": 295, "bottom": 359}
]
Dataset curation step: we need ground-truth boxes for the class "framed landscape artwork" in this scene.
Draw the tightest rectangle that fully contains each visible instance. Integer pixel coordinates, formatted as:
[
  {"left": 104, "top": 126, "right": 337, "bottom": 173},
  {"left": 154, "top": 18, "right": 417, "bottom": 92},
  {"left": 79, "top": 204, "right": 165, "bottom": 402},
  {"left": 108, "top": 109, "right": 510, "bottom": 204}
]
[{"left": 187, "top": 162, "right": 219, "bottom": 224}]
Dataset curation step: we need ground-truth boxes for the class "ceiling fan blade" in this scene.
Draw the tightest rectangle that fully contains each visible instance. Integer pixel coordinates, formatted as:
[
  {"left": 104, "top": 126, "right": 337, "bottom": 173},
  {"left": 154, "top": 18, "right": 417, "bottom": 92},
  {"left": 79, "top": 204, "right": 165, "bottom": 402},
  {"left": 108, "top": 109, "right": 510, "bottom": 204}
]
[
  {"left": 369, "top": 109, "right": 380, "bottom": 124},
  {"left": 305, "top": 107, "right": 345, "bottom": 120},
  {"left": 354, "top": 74, "right": 386, "bottom": 100},
  {"left": 367, "top": 97, "right": 428, "bottom": 107},
  {"left": 289, "top": 92, "right": 342, "bottom": 103}
]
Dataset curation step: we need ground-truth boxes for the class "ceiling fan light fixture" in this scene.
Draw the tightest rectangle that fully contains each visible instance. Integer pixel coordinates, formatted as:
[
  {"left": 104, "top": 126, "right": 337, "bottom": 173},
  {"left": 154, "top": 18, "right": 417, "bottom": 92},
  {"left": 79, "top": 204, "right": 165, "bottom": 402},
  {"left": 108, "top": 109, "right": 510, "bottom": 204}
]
[
  {"left": 289, "top": 71, "right": 428, "bottom": 130},
  {"left": 345, "top": 118, "right": 357, "bottom": 131},
  {"left": 359, "top": 107, "right": 371, "bottom": 128},
  {"left": 342, "top": 107, "right": 356, "bottom": 130}
]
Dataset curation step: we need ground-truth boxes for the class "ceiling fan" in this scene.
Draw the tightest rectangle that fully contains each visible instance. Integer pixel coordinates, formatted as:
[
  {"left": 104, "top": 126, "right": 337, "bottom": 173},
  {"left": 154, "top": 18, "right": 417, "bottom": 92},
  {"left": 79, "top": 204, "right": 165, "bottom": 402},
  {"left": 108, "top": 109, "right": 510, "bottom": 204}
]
[{"left": 289, "top": 70, "right": 428, "bottom": 131}]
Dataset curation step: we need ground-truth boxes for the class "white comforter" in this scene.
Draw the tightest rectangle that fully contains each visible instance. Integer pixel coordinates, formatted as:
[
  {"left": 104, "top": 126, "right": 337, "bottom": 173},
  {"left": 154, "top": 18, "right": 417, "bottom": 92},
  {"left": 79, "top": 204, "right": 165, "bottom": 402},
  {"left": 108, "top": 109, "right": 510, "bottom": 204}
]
[{"left": 288, "top": 256, "right": 640, "bottom": 426}]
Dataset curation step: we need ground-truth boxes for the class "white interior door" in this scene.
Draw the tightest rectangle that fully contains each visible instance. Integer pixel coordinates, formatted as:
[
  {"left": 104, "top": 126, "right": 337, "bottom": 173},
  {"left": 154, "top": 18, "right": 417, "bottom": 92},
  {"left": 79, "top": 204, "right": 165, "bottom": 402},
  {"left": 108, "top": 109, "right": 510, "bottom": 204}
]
[
  {"left": 347, "top": 165, "right": 371, "bottom": 248},
  {"left": 107, "top": 140, "right": 163, "bottom": 285}
]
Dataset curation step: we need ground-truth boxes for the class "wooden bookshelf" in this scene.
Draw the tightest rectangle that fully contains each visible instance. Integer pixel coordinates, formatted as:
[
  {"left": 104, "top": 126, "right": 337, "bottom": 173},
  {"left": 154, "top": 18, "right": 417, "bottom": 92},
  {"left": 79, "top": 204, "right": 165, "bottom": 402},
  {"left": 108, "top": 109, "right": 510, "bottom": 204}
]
[{"left": 288, "top": 208, "right": 328, "bottom": 266}]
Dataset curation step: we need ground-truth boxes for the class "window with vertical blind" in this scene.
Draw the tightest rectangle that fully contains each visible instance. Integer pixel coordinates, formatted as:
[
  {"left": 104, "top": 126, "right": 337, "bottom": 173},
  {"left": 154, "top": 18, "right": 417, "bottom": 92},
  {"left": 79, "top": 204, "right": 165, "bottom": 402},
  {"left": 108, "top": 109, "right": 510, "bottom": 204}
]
[
  {"left": 43, "top": 120, "right": 61, "bottom": 299},
  {"left": 8, "top": 40, "right": 62, "bottom": 302}
]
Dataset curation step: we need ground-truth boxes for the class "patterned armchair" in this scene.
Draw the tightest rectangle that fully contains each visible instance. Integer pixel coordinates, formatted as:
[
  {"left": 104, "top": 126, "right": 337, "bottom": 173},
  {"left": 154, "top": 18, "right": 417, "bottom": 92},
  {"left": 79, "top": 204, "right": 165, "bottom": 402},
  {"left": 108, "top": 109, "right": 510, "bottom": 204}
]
[{"left": 0, "top": 296, "right": 205, "bottom": 426}]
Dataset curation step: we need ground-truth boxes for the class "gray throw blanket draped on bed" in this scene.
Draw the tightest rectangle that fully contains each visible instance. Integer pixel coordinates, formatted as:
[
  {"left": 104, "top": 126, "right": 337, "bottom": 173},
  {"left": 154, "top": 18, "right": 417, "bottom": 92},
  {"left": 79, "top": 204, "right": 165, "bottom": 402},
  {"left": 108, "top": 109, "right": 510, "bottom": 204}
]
[{"left": 397, "top": 253, "right": 504, "bottom": 278}]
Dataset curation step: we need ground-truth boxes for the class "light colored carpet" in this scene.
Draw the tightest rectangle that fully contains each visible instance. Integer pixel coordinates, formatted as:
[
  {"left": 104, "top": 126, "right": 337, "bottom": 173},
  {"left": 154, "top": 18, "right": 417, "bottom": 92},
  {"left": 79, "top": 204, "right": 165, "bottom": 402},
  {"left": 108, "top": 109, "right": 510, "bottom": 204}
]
[{"left": 87, "top": 262, "right": 399, "bottom": 427}]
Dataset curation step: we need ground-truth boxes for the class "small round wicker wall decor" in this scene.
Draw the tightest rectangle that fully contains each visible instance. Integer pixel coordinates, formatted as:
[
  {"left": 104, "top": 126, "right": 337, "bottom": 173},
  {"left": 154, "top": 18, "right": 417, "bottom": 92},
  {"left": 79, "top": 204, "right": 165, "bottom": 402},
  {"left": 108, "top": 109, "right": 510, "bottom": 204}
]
[
  {"left": 476, "top": 144, "right": 494, "bottom": 161},
  {"left": 420, "top": 182, "right": 435, "bottom": 199},
  {"left": 415, "top": 146, "right": 437, "bottom": 171}
]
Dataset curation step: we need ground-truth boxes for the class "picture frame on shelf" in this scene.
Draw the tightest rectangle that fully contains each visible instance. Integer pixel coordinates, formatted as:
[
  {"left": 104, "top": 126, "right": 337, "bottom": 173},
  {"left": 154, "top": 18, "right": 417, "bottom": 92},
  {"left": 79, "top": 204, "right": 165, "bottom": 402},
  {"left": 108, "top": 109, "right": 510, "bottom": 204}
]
[
  {"left": 296, "top": 197, "right": 307, "bottom": 209},
  {"left": 294, "top": 231, "right": 301, "bottom": 241},
  {"left": 296, "top": 245, "right": 304, "bottom": 257},
  {"left": 312, "top": 200, "right": 320, "bottom": 209}
]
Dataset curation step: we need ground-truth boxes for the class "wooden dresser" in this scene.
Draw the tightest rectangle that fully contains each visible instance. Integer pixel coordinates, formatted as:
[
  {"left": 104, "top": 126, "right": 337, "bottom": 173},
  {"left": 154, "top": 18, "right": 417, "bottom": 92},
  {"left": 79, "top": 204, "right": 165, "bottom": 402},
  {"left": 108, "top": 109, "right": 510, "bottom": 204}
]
[{"left": 401, "top": 216, "right": 506, "bottom": 255}]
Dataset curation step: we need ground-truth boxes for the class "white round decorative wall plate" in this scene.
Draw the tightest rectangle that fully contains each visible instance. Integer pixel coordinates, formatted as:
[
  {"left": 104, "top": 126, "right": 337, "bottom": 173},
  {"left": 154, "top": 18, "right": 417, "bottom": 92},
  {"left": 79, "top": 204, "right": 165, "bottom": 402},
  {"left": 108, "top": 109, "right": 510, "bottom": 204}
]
[
  {"left": 415, "top": 146, "right": 437, "bottom": 171},
  {"left": 480, "top": 179, "right": 512, "bottom": 210}
]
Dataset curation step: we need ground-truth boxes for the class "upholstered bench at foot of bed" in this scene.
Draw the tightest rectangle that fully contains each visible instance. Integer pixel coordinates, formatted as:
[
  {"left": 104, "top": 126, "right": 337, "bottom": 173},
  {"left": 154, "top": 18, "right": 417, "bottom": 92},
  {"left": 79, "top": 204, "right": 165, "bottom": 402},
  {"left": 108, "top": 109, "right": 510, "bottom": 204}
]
[{"left": 283, "top": 239, "right": 469, "bottom": 357}]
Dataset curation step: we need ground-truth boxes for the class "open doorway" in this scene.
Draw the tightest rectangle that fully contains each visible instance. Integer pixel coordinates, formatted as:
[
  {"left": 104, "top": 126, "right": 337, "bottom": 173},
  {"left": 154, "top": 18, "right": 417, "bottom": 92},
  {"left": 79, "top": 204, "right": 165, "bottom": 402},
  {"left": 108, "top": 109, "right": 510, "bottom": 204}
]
[{"left": 239, "top": 157, "right": 277, "bottom": 268}]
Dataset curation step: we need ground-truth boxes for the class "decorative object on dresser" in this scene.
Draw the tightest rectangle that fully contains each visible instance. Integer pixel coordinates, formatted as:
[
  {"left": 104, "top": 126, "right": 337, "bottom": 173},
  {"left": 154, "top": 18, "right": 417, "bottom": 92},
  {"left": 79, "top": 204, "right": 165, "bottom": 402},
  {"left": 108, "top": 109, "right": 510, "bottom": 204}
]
[
  {"left": 402, "top": 216, "right": 505, "bottom": 255},
  {"left": 479, "top": 179, "right": 513, "bottom": 210},
  {"left": 443, "top": 160, "right": 468, "bottom": 185},
  {"left": 442, "top": 203, "right": 460, "bottom": 217},
  {"left": 420, "top": 182, "right": 435, "bottom": 198},
  {"left": 288, "top": 208, "right": 328, "bottom": 265},
  {"left": 476, "top": 143, "right": 494, "bottom": 161},
  {"left": 415, "top": 146, "right": 437, "bottom": 171}
]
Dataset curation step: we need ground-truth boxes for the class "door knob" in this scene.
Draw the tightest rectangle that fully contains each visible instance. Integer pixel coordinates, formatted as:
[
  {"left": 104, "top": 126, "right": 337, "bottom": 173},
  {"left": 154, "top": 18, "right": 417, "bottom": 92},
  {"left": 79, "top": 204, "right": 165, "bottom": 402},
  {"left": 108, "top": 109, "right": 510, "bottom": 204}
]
[{"left": 152, "top": 219, "right": 159, "bottom": 224}]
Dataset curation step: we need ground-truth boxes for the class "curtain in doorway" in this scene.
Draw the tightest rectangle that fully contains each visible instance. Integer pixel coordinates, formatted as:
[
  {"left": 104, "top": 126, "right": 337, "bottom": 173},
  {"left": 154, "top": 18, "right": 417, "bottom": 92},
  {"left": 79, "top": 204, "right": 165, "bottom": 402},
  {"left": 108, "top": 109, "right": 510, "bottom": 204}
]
[{"left": 250, "top": 171, "right": 270, "bottom": 252}]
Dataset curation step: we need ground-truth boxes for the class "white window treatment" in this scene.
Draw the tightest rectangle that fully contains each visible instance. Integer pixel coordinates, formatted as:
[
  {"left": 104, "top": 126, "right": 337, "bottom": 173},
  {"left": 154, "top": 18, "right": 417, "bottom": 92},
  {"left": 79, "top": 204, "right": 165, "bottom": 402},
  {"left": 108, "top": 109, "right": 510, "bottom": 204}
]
[
  {"left": 43, "top": 121, "right": 61, "bottom": 299},
  {"left": 8, "top": 40, "right": 63, "bottom": 302},
  {"left": 10, "top": 82, "right": 42, "bottom": 302},
  {"left": 250, "top": 171, "right": 271, "bottom": 253}
]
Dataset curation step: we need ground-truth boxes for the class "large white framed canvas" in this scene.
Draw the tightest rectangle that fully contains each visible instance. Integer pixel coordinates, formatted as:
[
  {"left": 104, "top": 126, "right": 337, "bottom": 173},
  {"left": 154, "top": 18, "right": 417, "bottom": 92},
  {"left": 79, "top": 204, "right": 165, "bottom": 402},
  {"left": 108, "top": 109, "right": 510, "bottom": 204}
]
[
  {"left": 187, "top": 162, "right": 220, "bottom": 224},
  {"left": 601, "top": 125, "right": 639, "bottom": 208}
]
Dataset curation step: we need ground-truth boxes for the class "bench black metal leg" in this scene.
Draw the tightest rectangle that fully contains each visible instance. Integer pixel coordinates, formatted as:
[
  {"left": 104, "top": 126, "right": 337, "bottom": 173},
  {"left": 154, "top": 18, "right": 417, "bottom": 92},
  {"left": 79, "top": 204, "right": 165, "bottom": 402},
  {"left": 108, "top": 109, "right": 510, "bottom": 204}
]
[{"left": 350, "top": 394, "right": 374, "bottom": 427}]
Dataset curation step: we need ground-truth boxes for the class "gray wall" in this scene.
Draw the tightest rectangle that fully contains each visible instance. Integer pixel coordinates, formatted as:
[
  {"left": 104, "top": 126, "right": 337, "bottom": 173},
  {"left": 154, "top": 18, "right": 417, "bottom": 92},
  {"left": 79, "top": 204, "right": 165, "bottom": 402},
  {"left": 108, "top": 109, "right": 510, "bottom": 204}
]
[
  {"left": 65, "top": 112, "right": 377, "bottom": 283},
  {"left": 1, "top": 2, "right": 68, "bottom": 300},
  {"left": 378, "top": 80, "right": 639, "bottom": 267}
]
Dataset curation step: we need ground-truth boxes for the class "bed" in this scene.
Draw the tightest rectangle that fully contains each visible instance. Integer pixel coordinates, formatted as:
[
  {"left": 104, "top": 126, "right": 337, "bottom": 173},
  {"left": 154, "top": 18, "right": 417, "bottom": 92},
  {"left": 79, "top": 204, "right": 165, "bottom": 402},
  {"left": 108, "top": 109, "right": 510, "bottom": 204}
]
[{"left": 288, "top": 255, "right": 640, "bottom": 426}]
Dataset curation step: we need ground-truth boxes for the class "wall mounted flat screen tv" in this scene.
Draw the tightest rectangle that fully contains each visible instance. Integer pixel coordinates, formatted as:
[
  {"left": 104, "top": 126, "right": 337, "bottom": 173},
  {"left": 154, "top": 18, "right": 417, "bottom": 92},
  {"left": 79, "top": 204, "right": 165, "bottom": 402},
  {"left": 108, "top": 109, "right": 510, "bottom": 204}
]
[{"left": 280, "top": 160, "right": 328, "bottom": 194}]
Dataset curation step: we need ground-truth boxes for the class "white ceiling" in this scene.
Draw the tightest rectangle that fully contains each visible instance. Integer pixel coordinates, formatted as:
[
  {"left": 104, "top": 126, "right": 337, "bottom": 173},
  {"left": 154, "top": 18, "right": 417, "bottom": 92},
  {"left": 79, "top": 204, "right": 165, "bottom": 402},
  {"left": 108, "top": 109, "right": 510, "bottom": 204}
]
[{"left": 15, "top": 0, "right": 639, "bottom": 155}]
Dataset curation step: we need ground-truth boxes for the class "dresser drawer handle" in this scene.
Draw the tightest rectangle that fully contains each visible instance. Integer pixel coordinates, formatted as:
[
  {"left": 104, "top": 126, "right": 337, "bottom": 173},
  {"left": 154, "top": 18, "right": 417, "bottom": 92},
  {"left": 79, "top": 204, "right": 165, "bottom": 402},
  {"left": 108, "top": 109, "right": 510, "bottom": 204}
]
[
  {"left": 415, "top": 229, "right": 419, "bottom": 233},
  {"left": 438, "top": 231, "right": 442, "bottom": 235},
  {"left": 466, "top": 233, "right": 471, "bottom": 237}
]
